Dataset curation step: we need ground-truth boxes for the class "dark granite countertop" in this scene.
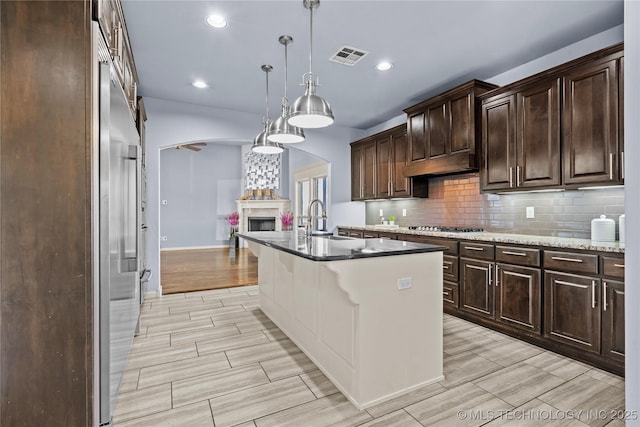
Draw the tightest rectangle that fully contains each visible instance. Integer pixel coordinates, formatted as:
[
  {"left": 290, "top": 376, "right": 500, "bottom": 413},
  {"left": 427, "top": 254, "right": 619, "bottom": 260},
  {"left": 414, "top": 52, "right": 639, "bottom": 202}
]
[{"left": 237, "top": 231, "right": 445, "bottom": 261}]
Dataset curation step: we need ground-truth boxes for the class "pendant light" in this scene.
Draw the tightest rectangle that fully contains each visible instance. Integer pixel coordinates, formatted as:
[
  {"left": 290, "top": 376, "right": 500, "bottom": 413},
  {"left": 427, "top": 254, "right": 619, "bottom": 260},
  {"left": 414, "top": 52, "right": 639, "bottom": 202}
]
[
  {"left": 288, "top": 0, "right": 334, "bottom": 129},
  {"left": 267, "top": 35, "right": 305, "bottom": 143},
  {"left": 252, "top": 65, "right": 283, "bottom": 154}
]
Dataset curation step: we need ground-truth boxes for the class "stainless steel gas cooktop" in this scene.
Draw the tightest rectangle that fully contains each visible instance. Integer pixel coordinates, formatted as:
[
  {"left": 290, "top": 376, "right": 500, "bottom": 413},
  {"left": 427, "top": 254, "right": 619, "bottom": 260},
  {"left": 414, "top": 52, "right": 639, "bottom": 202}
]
[{"left": 407, "top": 226, "right": 484, "bottom": 232}]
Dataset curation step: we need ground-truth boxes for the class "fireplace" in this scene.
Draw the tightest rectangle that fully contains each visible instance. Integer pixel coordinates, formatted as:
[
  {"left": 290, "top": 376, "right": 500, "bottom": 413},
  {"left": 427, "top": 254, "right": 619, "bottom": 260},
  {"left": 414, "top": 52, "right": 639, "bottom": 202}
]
[
  {"left": 248, "top": 217, "right": 276, "bottom": 232},
  {"left": 236, "top": 199, "right": 291, "bottom": 248}
]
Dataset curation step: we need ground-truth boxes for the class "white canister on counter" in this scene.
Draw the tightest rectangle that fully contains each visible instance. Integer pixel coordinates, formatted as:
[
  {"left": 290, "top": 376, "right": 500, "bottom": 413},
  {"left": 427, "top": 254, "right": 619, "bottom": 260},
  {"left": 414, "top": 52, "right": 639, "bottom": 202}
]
[
  {"left": 591, "top": 215, "right": 616, "bottom": 242},
  {"left": 619, "top": 214, "right": 625, "bottom": 243}
]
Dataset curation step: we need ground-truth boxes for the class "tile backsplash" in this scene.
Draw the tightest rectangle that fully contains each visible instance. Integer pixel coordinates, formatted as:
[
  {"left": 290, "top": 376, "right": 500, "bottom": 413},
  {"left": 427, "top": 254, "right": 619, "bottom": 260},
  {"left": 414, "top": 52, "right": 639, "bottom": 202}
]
[{"left": 365, "top": 173, "right": 625, "bottom": 239}]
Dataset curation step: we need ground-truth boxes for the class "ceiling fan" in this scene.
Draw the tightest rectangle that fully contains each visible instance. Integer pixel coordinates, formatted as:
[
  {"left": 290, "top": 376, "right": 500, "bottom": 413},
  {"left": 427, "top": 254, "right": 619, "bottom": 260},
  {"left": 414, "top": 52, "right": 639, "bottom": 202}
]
[{"left": 175, "top": 142, "right": 207, "bottom": 152}]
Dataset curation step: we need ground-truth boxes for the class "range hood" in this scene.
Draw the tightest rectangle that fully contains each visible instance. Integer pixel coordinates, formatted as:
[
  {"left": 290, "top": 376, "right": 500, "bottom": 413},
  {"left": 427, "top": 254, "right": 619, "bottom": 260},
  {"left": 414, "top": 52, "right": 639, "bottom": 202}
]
[{"left": 403, "top": 153, "right": 478, "bottom": 177}]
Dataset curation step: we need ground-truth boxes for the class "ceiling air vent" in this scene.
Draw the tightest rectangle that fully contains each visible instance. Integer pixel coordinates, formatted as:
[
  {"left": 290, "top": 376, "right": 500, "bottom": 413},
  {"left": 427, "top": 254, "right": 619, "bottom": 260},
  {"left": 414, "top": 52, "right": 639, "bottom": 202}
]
[{"left": 329, "top": 46, "right": 369, "bottom": 66}]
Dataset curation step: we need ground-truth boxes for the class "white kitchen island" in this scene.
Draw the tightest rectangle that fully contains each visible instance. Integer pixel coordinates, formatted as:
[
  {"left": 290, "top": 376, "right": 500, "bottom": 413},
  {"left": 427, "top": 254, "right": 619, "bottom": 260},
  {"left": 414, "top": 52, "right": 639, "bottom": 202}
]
[{"left": 238, "top": 231, "right": 445, "bottom": 410}]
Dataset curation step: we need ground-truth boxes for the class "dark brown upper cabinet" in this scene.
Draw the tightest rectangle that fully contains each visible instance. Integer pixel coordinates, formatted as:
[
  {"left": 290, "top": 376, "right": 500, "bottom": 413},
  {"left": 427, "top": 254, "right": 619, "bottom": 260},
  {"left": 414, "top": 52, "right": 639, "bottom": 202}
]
[
  {"left": 403, "top": 80, "right": 498, "bottom": 177},
  {"left": 481, "top": 78, "right": 561, "bottom": 192},
  {"left": 351, "top": 125, "right": 427, "bottom": 201},
  {"left": 481, "top": 44, "right": 623, "bottom": 193},
  {"left": 351, "top": 138, "right": 377, "bottom": 201},
  {"left": 562, "top": 55, "right": 621, "bottom": 185}
]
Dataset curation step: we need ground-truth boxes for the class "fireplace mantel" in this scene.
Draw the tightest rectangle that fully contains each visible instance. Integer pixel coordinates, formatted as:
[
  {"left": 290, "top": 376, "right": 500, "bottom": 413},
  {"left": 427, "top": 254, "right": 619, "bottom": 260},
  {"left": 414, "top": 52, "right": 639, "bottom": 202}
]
[{"left": 236, "top": 199, "right": 290, "bottom": 235}]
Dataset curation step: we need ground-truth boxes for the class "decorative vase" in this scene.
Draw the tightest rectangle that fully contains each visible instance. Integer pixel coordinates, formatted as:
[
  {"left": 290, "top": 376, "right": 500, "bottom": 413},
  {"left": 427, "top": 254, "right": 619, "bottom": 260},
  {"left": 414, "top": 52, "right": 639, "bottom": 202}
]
[{"left": 229, "top": 236, "right": 239, "bottom": 251}]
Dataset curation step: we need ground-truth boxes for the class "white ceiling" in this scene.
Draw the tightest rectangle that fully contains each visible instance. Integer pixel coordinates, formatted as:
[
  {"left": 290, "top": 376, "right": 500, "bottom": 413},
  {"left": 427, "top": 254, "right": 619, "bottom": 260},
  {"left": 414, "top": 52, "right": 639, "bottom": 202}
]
[{"left": 121, "top": 0, "right": 623, "bottom": 130}]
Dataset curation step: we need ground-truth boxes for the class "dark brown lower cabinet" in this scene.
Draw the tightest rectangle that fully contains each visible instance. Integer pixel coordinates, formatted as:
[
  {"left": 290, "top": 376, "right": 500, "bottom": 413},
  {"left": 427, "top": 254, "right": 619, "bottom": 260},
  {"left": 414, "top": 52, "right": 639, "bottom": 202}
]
[
  {"left": 544, "top": 271, "right": 601, "bottom": 354},
  {"left": 495, "top": 263, "right": 541, "bottom": 332},
  {"left": 602, "top": 279, "right": 625, "bottom": 362},
  {"left": 460, "top": 258, "right": 494, "bottom": 319},
  {"left": 443, "top": 281, "right": 459, "bottom": 308}
]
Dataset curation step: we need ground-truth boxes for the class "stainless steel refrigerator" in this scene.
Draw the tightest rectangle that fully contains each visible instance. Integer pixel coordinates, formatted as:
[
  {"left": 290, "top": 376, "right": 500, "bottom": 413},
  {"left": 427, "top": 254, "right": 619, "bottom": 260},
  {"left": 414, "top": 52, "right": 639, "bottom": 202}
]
[{"left": 98, "top": 60, "right": 141, "bottom": 426}]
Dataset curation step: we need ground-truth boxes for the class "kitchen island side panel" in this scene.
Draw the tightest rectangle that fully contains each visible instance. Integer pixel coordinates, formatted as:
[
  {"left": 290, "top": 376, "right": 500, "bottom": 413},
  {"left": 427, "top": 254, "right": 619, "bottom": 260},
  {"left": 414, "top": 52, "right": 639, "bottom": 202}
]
[{"left": 248, "top": 241, "right": 443, "bottom": 409}]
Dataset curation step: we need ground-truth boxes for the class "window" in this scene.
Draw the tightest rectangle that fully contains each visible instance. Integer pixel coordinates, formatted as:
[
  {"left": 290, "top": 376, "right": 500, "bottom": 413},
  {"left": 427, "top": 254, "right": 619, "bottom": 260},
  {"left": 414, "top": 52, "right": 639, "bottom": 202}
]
[{"left": 294, "top": 162, "right": 330, "bottom": 231}]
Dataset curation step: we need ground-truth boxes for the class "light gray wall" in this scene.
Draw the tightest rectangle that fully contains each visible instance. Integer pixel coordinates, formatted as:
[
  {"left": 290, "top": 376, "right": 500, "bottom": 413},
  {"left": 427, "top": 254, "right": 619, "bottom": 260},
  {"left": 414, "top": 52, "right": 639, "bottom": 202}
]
[
  {"left": 624, "top": 0, "right": 639, "bottom": 421},
  {"left": 160, "top": 144, "right": 243, "bottom": 249},
  {"left": 361, "top": 25, "right": 624, "bottom": 139}
]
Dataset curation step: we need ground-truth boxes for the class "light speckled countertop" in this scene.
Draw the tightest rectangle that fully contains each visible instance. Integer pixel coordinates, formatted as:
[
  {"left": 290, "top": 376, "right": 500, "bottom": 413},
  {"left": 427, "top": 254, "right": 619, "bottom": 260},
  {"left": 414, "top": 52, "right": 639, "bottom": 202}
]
[{"left": 340, "top": 225, "right": 625, "bottom": 254}]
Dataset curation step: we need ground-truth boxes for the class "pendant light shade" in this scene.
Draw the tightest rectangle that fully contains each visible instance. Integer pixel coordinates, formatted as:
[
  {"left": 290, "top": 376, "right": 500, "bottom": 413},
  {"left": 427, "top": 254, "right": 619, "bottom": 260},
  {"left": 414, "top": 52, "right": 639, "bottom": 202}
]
[
  {"left": 253, "top": 128, "right": 284, "bottom": 154},
  {"left": 288, "top": 0, "right": 334, "bottom": 129},
  {"left": 252, "top": 65, "right": 283, "bottom": 154},
  {"left": 268, "top": 36, "right": 305, "bottom": 143}
]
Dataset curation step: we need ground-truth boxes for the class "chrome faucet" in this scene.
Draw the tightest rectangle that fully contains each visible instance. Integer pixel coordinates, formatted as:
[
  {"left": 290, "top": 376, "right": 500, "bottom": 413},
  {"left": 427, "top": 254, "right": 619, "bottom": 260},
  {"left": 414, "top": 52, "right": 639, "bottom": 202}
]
[{"left": 306, "top": 199, "right": 327, "bottom": 237}]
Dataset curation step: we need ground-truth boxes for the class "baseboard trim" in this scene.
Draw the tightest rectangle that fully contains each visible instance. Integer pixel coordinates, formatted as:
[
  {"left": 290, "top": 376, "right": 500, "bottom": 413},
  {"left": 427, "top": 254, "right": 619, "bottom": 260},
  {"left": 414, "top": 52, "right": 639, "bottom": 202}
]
[{"left": 161, "top": 245, "right": 228, "bottom": 251}]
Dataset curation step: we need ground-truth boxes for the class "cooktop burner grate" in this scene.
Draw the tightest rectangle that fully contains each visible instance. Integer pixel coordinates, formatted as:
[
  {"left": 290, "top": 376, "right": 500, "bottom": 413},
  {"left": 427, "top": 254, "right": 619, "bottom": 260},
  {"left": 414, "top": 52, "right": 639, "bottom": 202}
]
[{"left": 408, "top": 226, "right": 484, "bottom": 232}]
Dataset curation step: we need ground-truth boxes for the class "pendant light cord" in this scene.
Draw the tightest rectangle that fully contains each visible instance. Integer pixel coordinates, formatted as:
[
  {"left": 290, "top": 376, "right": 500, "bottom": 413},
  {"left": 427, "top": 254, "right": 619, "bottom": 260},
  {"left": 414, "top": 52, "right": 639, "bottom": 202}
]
[
  {"left": 284, "top": 41, "right": 288, "bottom": 102},
  {"left": 308, "top": 5, "right": 313, "bottom": 75},
  {"left": 264, "top": 67, "right": 271, "bottom": 126}
]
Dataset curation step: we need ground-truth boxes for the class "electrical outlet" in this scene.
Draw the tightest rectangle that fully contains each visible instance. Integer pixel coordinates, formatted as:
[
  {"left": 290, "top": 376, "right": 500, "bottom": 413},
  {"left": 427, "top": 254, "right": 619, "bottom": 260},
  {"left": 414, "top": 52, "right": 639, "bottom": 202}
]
[
  {"left": 402, "top": 208, "right": 407, "bottom": 217},
  {"left": 162, "top": 200, "right": 168, "bottom": 205},
  {"left": 526, "top": 206, "right": 535, "bottom": 219},
  {"left": 379, "top": 209, "right": 383, "bottom": 217},
  {"left": 161, "top": 236, "right": 168, "bottom": 241},
  {"left": 397, "top": 277, "right": 412, "bottom": 290}
]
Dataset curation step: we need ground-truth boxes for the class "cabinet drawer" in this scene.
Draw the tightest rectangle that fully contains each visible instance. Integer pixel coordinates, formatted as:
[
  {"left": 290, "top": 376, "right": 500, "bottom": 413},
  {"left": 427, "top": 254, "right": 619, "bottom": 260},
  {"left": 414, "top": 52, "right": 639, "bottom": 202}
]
[
  {"left": 443, "top": 281, "right": 459, "bottom": 308},
  {"left": 362, "top": 231, "right": 379, "bottom": 239},
  {"left": 377, "top": 231, "right": 398, "bottom": 240},
  {"left": 398, "top": 235, "right": 458, "bottom": 255},
  {"left": 443, "top": 255, "right": 459, "bottom": 282},
  {"left": 543, "top": 250, "right": 598, "bottom": 274},
  {"left": 496, "top": 245, "right": 540, "bottom": 267},
  {"left": 348, "top": 230, "right": 364, "bottom": 238},
  {"left": 337, "top": 228, "right": 349, "bottom": 237},
  {"left": 601, "top": 255, "right": 625, "bottom": 279},
  {"left": 460, "top": 242, "right": 494, "bottom": 260}
]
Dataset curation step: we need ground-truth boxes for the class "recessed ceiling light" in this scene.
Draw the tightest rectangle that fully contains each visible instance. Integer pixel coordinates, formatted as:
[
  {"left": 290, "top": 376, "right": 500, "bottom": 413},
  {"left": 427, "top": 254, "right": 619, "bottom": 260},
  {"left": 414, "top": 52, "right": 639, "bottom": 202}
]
[
  {"left": 192, "top": 80, "right": 208, "bottom": 89},
  {"left": 375, "top": 61, "right": 393, "bottom": 71},
  {"left": 206, "top": 14, "right": 228, "bottom": 29}
]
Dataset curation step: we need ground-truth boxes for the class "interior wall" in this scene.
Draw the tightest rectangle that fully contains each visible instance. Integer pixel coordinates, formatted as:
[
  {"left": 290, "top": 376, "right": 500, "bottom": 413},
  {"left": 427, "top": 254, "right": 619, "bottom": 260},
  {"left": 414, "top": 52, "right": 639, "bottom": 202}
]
[
  {"left": 365, "top": 173, "right": 625, "bottom": 239},
  {"left": 624, "top": 0, "right": 639, "bottom": 421},
  {"left": 143, "top": 97, "right": 365, "bottom": 292},
  {"left": 160, "top": 144, "right": 243, "bottom": 249},
  {"left": 361, "top": 25, "right": 623, "bottom": 139}
]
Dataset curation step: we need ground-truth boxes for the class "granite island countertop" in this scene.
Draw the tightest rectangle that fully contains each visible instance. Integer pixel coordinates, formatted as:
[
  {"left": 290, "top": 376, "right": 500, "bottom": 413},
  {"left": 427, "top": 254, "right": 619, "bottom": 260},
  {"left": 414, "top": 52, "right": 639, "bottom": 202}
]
[
  {"left": 340, "top": 225, "right": 625, "bottom": 254},
  {"left": 237, "top": 231, "right": 446, "bottom": 261}
]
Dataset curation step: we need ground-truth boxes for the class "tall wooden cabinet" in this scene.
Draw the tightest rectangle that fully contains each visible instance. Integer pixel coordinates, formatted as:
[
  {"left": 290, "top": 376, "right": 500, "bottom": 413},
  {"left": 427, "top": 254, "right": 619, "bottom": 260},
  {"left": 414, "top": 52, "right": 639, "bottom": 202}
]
[
  {"left": 351, "top": 138, "right": 377, "bottom": 200},
  {"left": 562, "top": 56, "right": 621, "bottom": 185},
  {"left": 1, "top": 2, "right": 95, "bottom": 425},
  {"left": 482, "top": 78, "right": 561, "bottom": 191}
]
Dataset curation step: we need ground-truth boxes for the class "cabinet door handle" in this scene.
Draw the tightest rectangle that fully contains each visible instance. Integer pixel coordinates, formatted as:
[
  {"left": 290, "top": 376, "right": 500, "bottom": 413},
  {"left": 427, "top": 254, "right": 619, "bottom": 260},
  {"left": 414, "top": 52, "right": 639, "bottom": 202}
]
[
  {"left": 488, "top": 265, "right": 492, "bottom": 286},
  {"left": 443, "top": 290, "right": 450, "bottom": 296},
  {"left": 516, "top": 165, "right": 521, "bottom": 187},
  {"left": 442, "top": 264, "right": 449, "bottom": 270},
  {"left": 464, "top": 246, "right": 484, "bottom": 251},
  {"left": 551, "top": 256, "right": 583, "bottom": 263},
  {"left": 509, "top": 167, "right": 513, "bottom": 188},
  {"left": 621, "top": 151, "right": 625, "bottom": 180},
  {"left": 603, "top": 282, "right": 608, "bottom": 311},
  {"left": 592, "top": 280, "right": 596, "bottom": 309},
  {"left": 609, "top": 152, "right": 614, "bottom": 180},
  {"left": 614, "top": 263, "right": 625, "bottom": 268},
  {"left": 495, "top": 264, "right": 500, "bottom": 286},
  {"left": 502, "top": 250, "right": 526, "bottom": 257}
]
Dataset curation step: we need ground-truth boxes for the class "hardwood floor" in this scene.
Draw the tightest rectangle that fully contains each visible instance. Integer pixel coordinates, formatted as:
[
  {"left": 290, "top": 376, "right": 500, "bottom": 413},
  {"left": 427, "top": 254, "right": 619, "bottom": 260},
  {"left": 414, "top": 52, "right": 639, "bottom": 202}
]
[
  {"left": 113, "top": 286, "right": 625, "bottom": 426},
  {"left": 161, "top": 248, "right": 258, "bottom": 294}
]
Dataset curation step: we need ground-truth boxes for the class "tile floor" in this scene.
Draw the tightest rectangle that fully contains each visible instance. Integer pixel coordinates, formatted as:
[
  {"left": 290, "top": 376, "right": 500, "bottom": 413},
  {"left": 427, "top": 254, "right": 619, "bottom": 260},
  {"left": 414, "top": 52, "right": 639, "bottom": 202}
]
[{"left": 113, "top": 285, "right": 626, "bottom": 426}]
